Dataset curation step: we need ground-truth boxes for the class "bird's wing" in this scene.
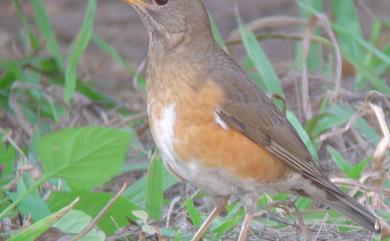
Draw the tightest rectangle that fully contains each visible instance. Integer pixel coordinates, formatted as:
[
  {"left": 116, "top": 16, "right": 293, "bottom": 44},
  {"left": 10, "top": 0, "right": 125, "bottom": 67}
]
[
  {"left": 211, "top": 63, "right": 379, "bottom": 233},
  {"left": 213, "top": 69, "right": 341, "bottom": 194}
]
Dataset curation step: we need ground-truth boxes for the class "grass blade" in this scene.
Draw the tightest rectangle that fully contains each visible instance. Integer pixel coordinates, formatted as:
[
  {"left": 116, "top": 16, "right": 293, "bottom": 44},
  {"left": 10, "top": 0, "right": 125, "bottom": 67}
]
[
  {"left": 287, "top": 111, "right": 319, "bottom": 160},
  {"left": 91, "top": 34, "right": 137, "bottom": 78},
  {"left": 184, "top": 198, "right": 202, "bottom": 228},
  {"left": 145, "top": 155, "right": 164, "bottom": 220},
  {"left": 30, "top": 0, "right": 64, "bottom": 70},
  {"left": 236, "top": 12, "right": 285, "bottom": 97},
  {"left": 64, "top": 0, "right": 96, "bottom": 103},
  {"left": 208, "top": 13, "right": 227, "bottom": 52}
]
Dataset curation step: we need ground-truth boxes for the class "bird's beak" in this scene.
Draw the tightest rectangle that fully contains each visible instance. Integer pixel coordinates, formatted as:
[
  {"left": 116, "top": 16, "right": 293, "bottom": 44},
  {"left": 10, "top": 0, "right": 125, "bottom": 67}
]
[
  {"left": 124, "top": 0, "right": 147, "bottom": 13},
  {"left": 125, "top": 0, "right": 142, "bottom": 4}
]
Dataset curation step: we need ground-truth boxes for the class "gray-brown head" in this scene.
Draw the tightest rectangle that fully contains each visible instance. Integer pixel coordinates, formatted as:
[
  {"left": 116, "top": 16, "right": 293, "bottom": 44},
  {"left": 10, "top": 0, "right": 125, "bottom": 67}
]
[{"left": 126, "top": 0, "right": 213, "bottom": 51}]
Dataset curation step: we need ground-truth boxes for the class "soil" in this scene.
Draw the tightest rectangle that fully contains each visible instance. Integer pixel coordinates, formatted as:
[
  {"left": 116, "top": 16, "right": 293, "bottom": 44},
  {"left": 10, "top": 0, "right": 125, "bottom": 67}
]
[{"left": 1, "top": 0, "right": 389, "bottom": 103}]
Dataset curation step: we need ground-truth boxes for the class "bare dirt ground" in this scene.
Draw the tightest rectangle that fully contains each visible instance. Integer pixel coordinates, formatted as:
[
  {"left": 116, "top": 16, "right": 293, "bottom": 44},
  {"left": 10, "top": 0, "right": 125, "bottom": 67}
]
[{"left": 1, "top": 0, "right": 388, "bottom": 104}]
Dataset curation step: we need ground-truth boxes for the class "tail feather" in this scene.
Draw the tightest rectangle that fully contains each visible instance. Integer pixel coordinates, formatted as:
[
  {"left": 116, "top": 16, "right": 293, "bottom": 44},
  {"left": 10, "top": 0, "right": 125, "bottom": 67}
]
[{"left": 323, "top": 191, "right": 380, "bottom": 233}]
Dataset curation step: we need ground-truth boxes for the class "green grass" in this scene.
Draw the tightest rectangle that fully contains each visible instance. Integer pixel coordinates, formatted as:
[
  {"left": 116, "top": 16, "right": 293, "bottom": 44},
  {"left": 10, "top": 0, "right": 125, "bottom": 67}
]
[{"left": 0, "top": 0, "right": 389, "bottom": 240}]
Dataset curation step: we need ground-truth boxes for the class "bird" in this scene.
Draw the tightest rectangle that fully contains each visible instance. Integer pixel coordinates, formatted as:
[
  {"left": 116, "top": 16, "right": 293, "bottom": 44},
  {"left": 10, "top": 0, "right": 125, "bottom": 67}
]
[{"left": 125, "top": 0, "right": 385, "bottom": 240}]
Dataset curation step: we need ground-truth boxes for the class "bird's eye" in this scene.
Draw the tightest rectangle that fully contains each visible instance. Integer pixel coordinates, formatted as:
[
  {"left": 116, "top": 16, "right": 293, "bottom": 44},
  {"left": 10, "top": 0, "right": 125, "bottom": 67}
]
[{"left": 154, "top": 0, "right": 168, "bottom": 5}]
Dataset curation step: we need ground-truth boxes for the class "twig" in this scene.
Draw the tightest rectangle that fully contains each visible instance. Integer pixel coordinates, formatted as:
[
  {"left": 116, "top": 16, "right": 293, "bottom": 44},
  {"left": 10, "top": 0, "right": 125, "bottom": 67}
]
[
  {"left": 368, "top": 102, "right": 390, "bottom": 209},
  {"left": 225, "top": 32, "right": 332, "bottom": 47},
  {"left": 0, "top": 128, "right": 29, "bottom": 165},
  {"left": 313, "top": 14, "right": 343, "bottom": 95},
  {"left": 318, "top": 110, "right": 365, "bottom": 143},
  {"left": 70, "top": 182, "right": 128, "bottom": 241},
  {"left": 166, "top": 196, "right": 181, "bottom": 228},
  {"left": 330, "top": 177, "right": 390, "bottom": 195},
  {"left": 315, "top": 212, "right": 329, "bottom": 240},
  {"left": 301, "top": 16, "right": 317, "bottom": 120},
  {"left": 227, "top": 16, "right": 305, "bottom": 42},
  {"left": 267, "top": 201, "right": 314, "bottom": 241},
  {"left": 9, "top": 82, "right": 34, "bottom": 137}
]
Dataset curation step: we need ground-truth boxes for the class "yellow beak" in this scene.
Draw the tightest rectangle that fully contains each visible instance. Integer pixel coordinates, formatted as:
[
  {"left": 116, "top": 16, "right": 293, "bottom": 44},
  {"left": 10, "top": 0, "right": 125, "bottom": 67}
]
[
  {"left": 124, "top": 0, "right": 147, "bottom": 12},
  {"left": 124, "top": 0, "right": 144, "bottom": 5}
]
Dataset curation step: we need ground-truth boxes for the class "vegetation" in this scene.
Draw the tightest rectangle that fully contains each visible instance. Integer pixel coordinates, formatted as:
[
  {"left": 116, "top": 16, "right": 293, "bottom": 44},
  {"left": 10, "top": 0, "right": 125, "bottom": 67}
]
[{"left": 0, "top": 0, "right": 389, "bottom": 240}]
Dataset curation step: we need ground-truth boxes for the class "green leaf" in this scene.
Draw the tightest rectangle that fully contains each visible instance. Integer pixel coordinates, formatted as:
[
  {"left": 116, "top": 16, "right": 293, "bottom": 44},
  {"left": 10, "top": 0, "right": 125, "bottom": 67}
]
[
  {"left": 123, "top": 157, "right": 176, "bottom": 205},
  {"left": 328, "top": 104, "right": 380, "bottom": 142},
  {"left": 327, "top": 146, "right": 369, "bottom": 179},
  {"left": 333, "top": 25, "right": 390, "bottom": 66},
  {"left": 304, "top": 113, "right": 335, "bottom": 139},
  {"left": 210, "top": 203, "right": 243, "bottom": 240},
  {"left": 54, "top": 210, "right": 105, "bottom": 241},
  {"left": 327, "top": 146, "right": 352, "bottom": 175},
  {"left": 295, "top": 197, "right": 313, "bottom": 209},
  {"left": 47, "top": 191, "right": 139, "bottom": 235},
  {"left": 37, "top": 127, "right": 131, "bottom": 190},
  {"left": 0, "top": 142, "right": 15, "bottom": 184},
  {"left": 287, "top": 111, "right": 318, "bottom": 160},
  {"left": 330, "top": 0, "right": 364, "bottom": 61},
  {"left": 145, "top": 155, "right": 163, "bottom": 220},
  {"left": 17, "top": 195, "right": 50, "bottom": 222},
  {"left": 184, "top": 198, "right": 201, "bottom": 228},
  {"left": 6, "top": 198, "right": 78, "bottom": 241},
  {"left": 122, "top": 176, "right": 147, "bottom": 203},
  {"left": 30, "top": 0, "right": 63, "bottom": 70},
  {"left": 237, "top": 17, "right": 285, "bottom": 97},
  {"left": 64, "top": 0, "right": 96, "bottom": 103}
]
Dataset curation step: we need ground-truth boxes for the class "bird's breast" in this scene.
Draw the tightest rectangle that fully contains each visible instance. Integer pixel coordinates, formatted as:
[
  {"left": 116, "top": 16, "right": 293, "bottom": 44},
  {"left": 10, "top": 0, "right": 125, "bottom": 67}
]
[{"left": 148, "top": 80, "right": 290, "bottom": 195}]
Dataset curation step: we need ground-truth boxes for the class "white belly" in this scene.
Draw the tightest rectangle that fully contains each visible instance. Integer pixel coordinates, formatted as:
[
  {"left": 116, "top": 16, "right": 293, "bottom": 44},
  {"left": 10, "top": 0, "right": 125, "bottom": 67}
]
[{"left": 149, "top": 104, "right": 240, "bottom": 196}]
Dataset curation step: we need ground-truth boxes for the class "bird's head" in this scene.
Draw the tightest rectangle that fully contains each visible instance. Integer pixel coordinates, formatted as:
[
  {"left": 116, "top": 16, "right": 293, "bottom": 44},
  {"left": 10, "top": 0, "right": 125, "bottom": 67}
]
[{"left": 125, "top": 0, "right": 212, "bottom": 45}]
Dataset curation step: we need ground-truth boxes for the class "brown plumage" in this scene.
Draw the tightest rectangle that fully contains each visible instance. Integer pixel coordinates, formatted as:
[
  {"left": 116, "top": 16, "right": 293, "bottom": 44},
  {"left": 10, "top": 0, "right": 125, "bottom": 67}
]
[{"left": 126, "top": 0, "right": 385, "bottom": 240}]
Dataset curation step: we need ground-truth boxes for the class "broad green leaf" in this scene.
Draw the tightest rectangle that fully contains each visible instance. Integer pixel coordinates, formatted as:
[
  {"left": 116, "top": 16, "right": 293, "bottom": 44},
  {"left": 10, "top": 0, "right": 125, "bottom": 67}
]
[
  {"left": 145, "top": 155, "right": 163, "bottom": 220},
  {"left": 184, "top": 199, "right": 201, "bottom": 228},
  {"left": 287, "top": 111, "right": 318, "bottom": 160},
  {"left": 47, "top": 191, "right": 139, "bottom": 235},
  {"left": 54, "top": 210, "right": 105, "bottom": 241},
  {"left": 37, "top": 127, "right": 131, "bottom": 190},
  {"left": 30, "top": 0, "right": 63, "bottom": 70},
  {"left": 64, "top": 0, "right": 96, "bottom": 103},
  {"left": 237, "top": 17, "right": 285, "bottom": 97},
  {"left": 6, "top": 198, "right": 78, "bottom": 241}
]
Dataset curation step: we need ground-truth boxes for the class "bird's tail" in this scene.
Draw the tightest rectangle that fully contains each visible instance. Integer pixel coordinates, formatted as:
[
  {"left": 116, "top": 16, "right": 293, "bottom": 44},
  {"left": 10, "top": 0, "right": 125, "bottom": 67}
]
[{"left": 323, "top": 191, "right": 380, "bottom": 233}]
